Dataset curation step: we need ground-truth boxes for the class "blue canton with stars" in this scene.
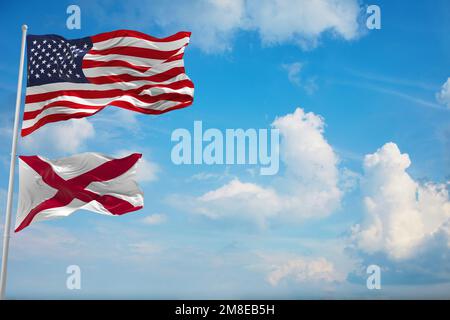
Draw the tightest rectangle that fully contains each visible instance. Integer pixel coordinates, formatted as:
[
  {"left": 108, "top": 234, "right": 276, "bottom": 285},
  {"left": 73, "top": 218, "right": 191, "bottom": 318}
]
[{"left": 26, "top": 35, "right": 93, "bottom": 87}]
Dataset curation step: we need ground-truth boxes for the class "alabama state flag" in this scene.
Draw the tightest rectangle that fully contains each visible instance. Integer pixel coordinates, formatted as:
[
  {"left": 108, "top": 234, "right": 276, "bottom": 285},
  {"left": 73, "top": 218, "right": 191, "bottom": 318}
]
[{"left": 15, "top": 152, "right": 144, "bottom": 232}]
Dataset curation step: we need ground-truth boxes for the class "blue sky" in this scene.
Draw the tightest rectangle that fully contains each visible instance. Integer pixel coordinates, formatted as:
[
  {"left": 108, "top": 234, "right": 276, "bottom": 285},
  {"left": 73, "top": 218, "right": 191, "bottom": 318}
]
[{"left": 0, "top": 0, "right": 449, "bottom": 299}]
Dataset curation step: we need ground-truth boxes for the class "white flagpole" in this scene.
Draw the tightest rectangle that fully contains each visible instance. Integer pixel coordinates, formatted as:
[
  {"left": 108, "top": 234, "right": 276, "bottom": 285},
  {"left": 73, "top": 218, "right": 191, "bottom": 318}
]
[{"left": 0, "top": 24, "right": 28, "bottom": 300}]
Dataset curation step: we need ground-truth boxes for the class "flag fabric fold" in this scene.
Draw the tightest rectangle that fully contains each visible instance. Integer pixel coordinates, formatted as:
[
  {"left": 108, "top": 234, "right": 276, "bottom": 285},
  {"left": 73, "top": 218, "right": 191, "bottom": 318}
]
[
  {"left": 15, "top": 152, "right": 144, "bottom": 232},
  {"left": 22, "top": 30, "right": 194, "bottom": 136}
]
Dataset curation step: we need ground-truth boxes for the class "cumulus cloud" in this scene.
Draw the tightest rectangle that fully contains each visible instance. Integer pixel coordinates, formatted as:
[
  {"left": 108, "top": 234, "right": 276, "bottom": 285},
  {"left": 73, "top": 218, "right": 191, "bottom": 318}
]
[
  {"left": 152, "top": 0, "right": 246, "bottom": 53},
  {"left": 20, "top": 118, "right": 94, "bottom": 154},
  {"left": 246, "top": 0, "right": 361, "bottom": 49},
  {"left": 91, "top": 0, "right": 362, "bottom": 53},
  {"left": 197, "top": 179, "right": 282, "bottom": 226},
  {"left": 173, "top": 108, "right": 342, "bottom": 226},
  {"left": 352, "top": 142, "right": 450, "bottom": 260},
  {"left": 266, "top": 256, "right": 345, "bottom": 286},
  {"left": 436, "top": 78, "right": 450, "bottom": 108},
  {"left": 273, "top": 108, "right": 339, "bottom": 195}
]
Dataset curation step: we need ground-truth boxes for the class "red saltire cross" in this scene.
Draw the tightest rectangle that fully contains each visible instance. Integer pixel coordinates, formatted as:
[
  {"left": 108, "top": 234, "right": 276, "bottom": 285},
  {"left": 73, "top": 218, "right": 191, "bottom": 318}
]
[{"left": 16, "top": 153, "right": 143, "bottom": 232}]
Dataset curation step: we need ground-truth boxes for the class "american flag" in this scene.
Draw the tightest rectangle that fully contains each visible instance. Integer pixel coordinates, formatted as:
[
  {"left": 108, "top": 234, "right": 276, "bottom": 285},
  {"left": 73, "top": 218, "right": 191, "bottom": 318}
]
[{"left": 22, "top": 30, "right": 194, "bottom": 136}]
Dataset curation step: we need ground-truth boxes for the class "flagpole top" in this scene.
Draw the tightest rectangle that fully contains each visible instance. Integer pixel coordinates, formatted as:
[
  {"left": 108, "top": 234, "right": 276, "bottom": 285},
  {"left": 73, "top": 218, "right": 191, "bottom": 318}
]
[{"left": 22, "top": 25, "right": 28, "bottom": 31}]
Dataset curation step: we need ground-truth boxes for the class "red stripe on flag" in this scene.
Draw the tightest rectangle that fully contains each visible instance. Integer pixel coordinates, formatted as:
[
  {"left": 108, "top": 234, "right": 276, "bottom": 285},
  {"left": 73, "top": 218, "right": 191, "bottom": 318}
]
[
  {"left": 23, "top": 103, "right": 101, "bottom": 120},
  {"left": 90, "top": 30, "right": 191, "bottom": 44},
  {"left": 82, "top": 59, "right": 150, "bottom": 72},
  {"left": 24, "top": 93, "right": 194, "bottom": 120},
  {"left": 107, "top": 100, "right": 193, "bottom": 115},
  {"left": 164, "top": 53, "right": 186, "bottom": 63},
  {"left": 21, "top": 111, "right": 104, "bottom": 137},
  {"left": 21, "top": 100, "right": 193, "bottom": 137},
  {"left": 25, "top": 79, "right": 194, "bottom": 103},
  {"left": 86, "top": 67, "right": 186, "bottom": 84},
  {"left": 88, "top": 46, "right": 183, "bottom": 60}
]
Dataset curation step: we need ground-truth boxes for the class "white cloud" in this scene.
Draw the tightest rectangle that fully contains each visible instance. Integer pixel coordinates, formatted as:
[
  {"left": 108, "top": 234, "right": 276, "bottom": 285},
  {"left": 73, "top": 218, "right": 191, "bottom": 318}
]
[
  {"left": 175, "top": 108, "right": 342, "bottom": 226},
  {"left": 116, "top": 149, "right": 159, "bottom": 183},
  {"left": 20, "top": 118, "right": 94, "bottom": 154},
  {"left": 136, "top": 157, "right": 159, "bottom": 183},
  {"left": 352, "top": 142, "right": 450, "bottom": 260},
  {"left": 197, "top": 179, "right": 282, "bottom": 226},
  {"left": 152, "top": 0, "right": 246, "bottom": 53},
  {"left": 266, "top": 256, "right": 345, "bottom": 286},
  {"left": 282, "top": 62, "right": 318, "bottom": 94},
  {"left": 273, "top": 108, "right": 339, "bottom": 193},
  {"left": 436, "top": 78, "right": 450, "bottom": 108},
  {"left": 339, "top": 167, "right": 360, "bottom": 192},
  {"left": 283, "top": 62, "right": 303, "bottom": 86},
  {"left": 93, "top": 0, "right": 362, "bottom": 53},
  {"left": 246, "top": 0, "right": 361, "bottom": 49},
  {"left": 142, "top": 213, "right": 167, "bottom": 225},
  {"left": 91, "top": 108, "right": 141, "bottom": 136}
]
